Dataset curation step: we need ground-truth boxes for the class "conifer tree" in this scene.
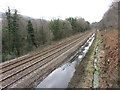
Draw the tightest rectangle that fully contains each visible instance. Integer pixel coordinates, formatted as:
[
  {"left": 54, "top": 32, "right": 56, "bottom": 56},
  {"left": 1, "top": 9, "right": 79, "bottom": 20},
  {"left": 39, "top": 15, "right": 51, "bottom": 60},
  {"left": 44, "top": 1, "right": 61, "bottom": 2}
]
[
  {"left": 6, "top": 7, "right": 12, "bottom": 54},
  {"left": 12, "top": 9, "right": 20, "bottom": 56},
  {"left": 27, "top": 20, "right": 37, "bottom": 49}
]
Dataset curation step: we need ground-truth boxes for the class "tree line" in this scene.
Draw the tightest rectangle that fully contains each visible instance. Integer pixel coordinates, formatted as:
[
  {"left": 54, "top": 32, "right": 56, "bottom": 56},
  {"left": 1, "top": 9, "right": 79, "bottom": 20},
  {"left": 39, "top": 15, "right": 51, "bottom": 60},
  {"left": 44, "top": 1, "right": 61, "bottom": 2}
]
[
  {"left": 92, "top": 1, "right": 118, "bottom": 30},
  {"left": 2, "top": 8, "right": 90, "bottom": 62}
]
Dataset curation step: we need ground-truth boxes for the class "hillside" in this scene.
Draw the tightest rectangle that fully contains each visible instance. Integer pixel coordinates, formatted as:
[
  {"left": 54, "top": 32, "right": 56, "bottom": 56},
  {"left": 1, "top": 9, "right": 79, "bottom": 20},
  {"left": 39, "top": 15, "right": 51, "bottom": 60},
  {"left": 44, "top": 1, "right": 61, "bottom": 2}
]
[
  {"left": 68, "top": 1, "right": 119, "bottom": 88},
  {"left": 99, "top": 2, "right": 118, "bottom": 30},
  {"left": 2, "top": 9, "right": 90, "bottom": 62}
]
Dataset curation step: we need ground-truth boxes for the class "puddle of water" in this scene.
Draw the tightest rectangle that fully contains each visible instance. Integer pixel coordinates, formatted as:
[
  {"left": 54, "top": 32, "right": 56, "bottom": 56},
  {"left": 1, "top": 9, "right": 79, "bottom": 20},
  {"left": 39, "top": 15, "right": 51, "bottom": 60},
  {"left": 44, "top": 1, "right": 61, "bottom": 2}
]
[
  {"left": 36, "top": 33, "right": 95, "bottom": 88},
  {"left": 37, "top": 62, "right": 76, "bottom": 88}
]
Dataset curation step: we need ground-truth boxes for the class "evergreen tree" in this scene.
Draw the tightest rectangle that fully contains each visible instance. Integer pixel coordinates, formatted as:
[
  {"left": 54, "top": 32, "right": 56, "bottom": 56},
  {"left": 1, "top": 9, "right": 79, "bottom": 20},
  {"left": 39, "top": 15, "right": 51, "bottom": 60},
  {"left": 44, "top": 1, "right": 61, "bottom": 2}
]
[
  {"left": 27, "top": 20, "right": 37, "bottom": 49},
  {"left": 6, "top": 7, "right": 13, "bottom": 54},
  {"left": 12, "top": 9, "right": 20, "bottom": 56},
  {"left": 5, "top": 8, "right": 21, "bottom": 59}
]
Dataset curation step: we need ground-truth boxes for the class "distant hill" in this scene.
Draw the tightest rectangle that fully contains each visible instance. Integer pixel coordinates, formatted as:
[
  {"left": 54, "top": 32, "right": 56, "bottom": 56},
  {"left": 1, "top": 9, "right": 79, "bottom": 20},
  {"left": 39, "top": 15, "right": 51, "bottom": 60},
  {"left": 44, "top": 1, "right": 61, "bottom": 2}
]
[{"left": 0, "top": 11, "right": 36, "bottom": 20}]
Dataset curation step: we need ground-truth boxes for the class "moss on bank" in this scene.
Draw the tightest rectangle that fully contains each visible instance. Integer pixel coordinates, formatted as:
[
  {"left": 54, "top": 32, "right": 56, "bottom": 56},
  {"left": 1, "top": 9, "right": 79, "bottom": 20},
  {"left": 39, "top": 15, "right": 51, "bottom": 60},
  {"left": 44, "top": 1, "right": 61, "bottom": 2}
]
[{"left": 68, "top": 33, "right": 98, "bottom": 88}]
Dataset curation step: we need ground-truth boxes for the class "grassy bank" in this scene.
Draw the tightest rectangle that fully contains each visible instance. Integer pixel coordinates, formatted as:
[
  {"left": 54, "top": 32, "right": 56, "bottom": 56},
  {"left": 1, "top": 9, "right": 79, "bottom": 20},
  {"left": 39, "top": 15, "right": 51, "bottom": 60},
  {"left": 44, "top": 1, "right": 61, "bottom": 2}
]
[{"left": 68, "top": 33, "right": 97, "bottom": 88}]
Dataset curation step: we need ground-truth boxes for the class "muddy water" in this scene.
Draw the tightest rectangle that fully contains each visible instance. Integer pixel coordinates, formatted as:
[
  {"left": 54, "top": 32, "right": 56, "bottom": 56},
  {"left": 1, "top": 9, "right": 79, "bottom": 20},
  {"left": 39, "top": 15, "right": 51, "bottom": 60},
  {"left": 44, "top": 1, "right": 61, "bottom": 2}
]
[{"left": 36, "top": 33, "right": 95, "bottom": 88}]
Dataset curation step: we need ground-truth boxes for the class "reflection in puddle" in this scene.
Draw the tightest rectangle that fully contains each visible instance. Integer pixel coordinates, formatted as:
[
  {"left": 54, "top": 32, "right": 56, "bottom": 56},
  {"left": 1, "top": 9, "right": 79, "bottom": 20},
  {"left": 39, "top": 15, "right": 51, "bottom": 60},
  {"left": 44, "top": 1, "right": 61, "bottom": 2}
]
[
  {"left": 37, "top": 62, "right": 76, "bottom": 88},
  {"left": 36, "top": 33, "right": 95, "bottom": 88}
]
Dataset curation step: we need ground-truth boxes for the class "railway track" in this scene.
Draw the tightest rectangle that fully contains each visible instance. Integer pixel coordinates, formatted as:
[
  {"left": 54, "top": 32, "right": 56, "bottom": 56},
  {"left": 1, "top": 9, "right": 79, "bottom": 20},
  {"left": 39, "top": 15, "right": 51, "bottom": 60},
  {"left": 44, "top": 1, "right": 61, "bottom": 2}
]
[
  {"left": 0, "top": 33, "right": 87, "bottom": 75},
  {"left": 0, "top": 32, "right": 85, "bottom": 70},
  {"left": 0, "top": 31, "right": 94, "bottom": 89}
]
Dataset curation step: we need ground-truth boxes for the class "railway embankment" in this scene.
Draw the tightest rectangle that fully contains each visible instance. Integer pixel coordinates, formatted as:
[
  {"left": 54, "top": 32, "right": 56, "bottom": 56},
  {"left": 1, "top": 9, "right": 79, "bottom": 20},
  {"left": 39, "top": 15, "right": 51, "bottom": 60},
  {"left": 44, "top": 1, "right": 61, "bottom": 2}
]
[{"left": 68, "top": 30, "right": 119, "bottom": 88}]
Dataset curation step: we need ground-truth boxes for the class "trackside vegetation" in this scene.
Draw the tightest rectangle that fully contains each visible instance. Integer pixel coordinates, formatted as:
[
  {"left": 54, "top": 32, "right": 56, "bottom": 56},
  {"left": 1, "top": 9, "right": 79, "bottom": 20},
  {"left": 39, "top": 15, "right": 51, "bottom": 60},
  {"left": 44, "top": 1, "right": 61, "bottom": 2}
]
[{"left": 2, "top": 8, "right": 91, "bottom": 62}]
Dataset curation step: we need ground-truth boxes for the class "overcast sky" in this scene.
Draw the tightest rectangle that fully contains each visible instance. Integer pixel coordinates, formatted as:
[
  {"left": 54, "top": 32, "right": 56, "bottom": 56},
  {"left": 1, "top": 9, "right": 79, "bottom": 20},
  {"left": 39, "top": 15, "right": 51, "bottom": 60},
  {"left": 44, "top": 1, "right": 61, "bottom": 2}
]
[{"left": 0, "top": 0, "right": 113, "bottom": 23}]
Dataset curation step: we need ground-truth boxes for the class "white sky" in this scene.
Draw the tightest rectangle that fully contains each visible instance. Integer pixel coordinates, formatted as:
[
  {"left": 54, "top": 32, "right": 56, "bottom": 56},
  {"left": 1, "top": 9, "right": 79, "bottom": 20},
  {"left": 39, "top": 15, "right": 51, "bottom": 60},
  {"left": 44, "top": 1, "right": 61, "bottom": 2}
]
[{"left": 0, "top": 0, "right": 113, "bottom": 23}]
